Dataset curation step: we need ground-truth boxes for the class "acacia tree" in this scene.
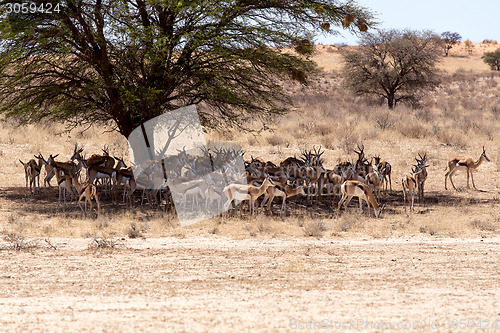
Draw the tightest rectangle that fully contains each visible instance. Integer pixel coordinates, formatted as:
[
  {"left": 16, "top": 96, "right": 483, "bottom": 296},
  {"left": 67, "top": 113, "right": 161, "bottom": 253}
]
[
  {"left": 0, "top": 0, "right": 373, "bottom": 138},
  {"left": 483, "top": 49, "right": 500, "bottom": 70},
  {"left": 342, "top": 29, "right": 441, "bottom": 109},
  {"left": 441, "top": 31, "right": 461, "bottom": 56}
]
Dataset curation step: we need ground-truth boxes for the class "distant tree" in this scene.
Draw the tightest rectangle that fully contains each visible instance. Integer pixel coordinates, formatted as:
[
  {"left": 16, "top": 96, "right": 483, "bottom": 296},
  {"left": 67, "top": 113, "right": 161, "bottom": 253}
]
[
  {"left": 0, "top": 0, "right": 375, "bottom": 138},
  {"left": 483, "top": 49, "right": 500, "bottom": 70},
  {"left": 342, "top": 29, "right": 441, "bottom": 109},
  {"left": 441, "top": 31, "right": 461, "bottom": 56}
]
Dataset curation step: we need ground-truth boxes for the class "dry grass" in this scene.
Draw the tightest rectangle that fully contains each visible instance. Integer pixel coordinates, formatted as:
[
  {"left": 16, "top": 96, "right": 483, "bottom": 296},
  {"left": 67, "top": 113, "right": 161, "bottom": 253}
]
[{"left": 0, "top": 44, "right": 499, "bottom": 240}]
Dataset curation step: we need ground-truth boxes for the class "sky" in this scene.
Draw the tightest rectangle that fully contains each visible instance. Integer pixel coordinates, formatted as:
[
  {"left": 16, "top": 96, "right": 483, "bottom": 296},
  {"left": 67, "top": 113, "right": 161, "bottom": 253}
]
[{"left": 316, "top": 0, "right": 500, "bottom": 45}]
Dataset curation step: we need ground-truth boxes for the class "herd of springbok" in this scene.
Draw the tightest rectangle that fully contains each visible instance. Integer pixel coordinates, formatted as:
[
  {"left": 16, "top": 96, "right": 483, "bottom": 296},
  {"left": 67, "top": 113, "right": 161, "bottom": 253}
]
[{"left": 18, "top": 143, "right": 491, "bottom": 218}]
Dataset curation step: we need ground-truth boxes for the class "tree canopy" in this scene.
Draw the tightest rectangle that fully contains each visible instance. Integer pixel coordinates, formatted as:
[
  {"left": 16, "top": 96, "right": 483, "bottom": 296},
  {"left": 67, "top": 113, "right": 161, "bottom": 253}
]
[
  {"left": 440, "top": 31, "right": 461, "bottom": 56},
  {"left": 0, "top": 0, "right": 374, "bottom": 137},
  {"left": 483, "top": 49, "right": 500, "bottom": 71},
  {"left": 342, "top": 29, "right": 441, "bottom": 109}
]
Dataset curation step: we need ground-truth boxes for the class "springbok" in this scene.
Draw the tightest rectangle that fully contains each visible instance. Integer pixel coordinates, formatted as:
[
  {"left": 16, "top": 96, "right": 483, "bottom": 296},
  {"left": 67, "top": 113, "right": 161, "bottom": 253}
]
[
  {"left": 70, "top": 172, "right": 101, "bottom": 216},
  {"left": 336, "top": 180, "right": 385, "bottom": 219},
  {"left": 260, "top": 182, "right": 306, "bottom": 216},
  {"left": 402, "top": 166, "right": 420, "bottom": 212},
  {"left": 444, "top": 146, "right": 490, "bottom": 190},
  {"left": 19, "top": 159, "right": 41, "bottom": 194},
  {"left": 373, "top": 155, "right": 392, "bottom": 191},
  {"left": 223, "top": 177, "right": 274, "bottom": 216},
  {"left": 415, "top": 153, "right": 428, "bottom": 203}
]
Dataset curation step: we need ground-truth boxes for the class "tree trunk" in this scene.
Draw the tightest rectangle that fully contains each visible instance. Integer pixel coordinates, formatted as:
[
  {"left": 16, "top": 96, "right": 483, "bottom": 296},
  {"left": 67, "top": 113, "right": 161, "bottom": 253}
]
[{"left": 387, "top": 93, "right": 395, "bottom": 109}]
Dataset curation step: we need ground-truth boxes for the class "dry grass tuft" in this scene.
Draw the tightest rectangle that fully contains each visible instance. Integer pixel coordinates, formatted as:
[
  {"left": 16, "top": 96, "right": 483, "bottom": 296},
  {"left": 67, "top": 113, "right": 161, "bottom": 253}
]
[
  {"left": 126, "top": 223, "right": 144, "bottom": 239},
  {"left": 419, "top": 225, "right": 440, "bottom": 236},
  {"left": 337, "top": 214, "right": 361, "bottom": 232},
  {"left": 303, "top": 220, "right": 327, "bottom": 238},
  {"left": 469, "top": 220, "right": 497, "bottom": 232}
]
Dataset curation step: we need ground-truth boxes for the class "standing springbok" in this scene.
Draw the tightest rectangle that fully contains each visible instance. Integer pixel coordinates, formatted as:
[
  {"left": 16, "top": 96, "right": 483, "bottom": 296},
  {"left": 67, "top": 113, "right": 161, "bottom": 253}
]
[
  {"left": 444, "top": 146, "right": 490, "bottom": 190},
  {"left": 19, "top": 159, "right": 41, "bottom": 194},
  {"left": 365, "top": 168, "right": 383, "bottom": 200},
  {"left": 34, "top": 153, "right": 58, "bottom": 187},
  {"left": 336, "top": 180, "right": 385, "bottom": 219},
  {"left": 54, "top": 167, "right": 74, "bottom": 209},
  {"left": 70, "top": 172, "right": 101, "bottom": 217},
  {"left": 373, "top": 155, "right": 392, "bottom": 191},
  {"left": 260, "top": 182, "right": 306, "bottom": 216},
  {"left": 223, "top": 177, "right": 274, "bottom": 216},
  {"left": 402, "top": 166, "right": 420, "bottom": 212},
  {"left": 415, "top": 153, "right": 428, "bottom": 203}
]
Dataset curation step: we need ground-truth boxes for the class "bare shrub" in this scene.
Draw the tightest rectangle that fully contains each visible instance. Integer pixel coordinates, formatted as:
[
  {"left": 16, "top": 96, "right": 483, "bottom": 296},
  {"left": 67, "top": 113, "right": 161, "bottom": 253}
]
[
  {"left": 94, "top": 217, "right": 110, "bottom": 230},
  {"left": 313, "top": 122, "right": 333, "bottom": 136},
  {"left": 372, "top": 112, "right": 396, "bottom": 130},
  {"left": 247, "top": 136, "right": 258, "bottom": 146},
  {"left": 338, "top": 130, "right": 360, "bottom": 154},
  {"left": 303, "top": 220, "right": 327, "bottom": 238},
  {"left": 469, "top": 220, "right": 497, "bottom": 232},
  {"left": 419, "top": 225, "right": 439, "bottom": 236},
  {"left": 338, "top": 214, "right": 360, "bottom": 232},
  {"left": 88, "top": 237, "right": 124, "bottom": 250},
  {"left": 414, "top": 108, "right": 435, "bottom": 123},
  {"left": 320, "top": 134, "right": 337, "bottom": 149},
  {"left": 434, "top": 127, "right": 467, "bottom": 148},
  {"left": 127, "top": 223, "right": 143, "bottom": 239},
  {"left": 399, "top": 123, "right": 431, "bottom": 139},
  {"left": 1, "top": 233, "right": 39, "bottom": 251},
  {"left": 266, "top": 134, "right": 284, "bottom": 146}
]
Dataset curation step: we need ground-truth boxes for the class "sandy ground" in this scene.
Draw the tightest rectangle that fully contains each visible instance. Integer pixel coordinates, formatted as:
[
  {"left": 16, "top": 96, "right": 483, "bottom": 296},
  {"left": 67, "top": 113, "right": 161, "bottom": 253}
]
[{"left": 1, "top": 237, "right": 499, "bottom": 332}]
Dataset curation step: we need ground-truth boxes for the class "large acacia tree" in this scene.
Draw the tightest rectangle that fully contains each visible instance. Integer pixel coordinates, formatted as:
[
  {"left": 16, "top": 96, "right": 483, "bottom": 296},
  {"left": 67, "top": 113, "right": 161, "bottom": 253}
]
[
  {"left": 342, "top": 29, "right": 441, "bottom": 109},
  {"left": 0, "top": 0, "right": 373, "bottom": 137}
]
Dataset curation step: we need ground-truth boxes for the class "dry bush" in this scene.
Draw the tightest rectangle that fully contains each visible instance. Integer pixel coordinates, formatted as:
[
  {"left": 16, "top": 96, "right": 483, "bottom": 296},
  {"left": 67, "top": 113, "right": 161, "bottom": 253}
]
[
  {"left": 419, "top": 225, "right": 439, "bottom": 236},
  {"left": 126, "top": 223, "right": 144, "bottom": 239},
  {"left": 398, "top": 123, "right": 431, "bottom": 139},
  {"left": 414, "top": 108, "right": 436, "bottom": 123},
  {"left": 266, "top": 133, "right": 284, "bottom": 146},
  {"left": 338, "top": 131, "right": 360, "bottom": 154},
  {"left": 87, "top": 237, "right": 124, "bottom": 250},
  {"left": 94, "top": 216, "right": 111, "bottom": 230},
  {"left": 469, "top": 220, "right": 497, "bottom": 232},
  {"left": 303, "top": 220, "right": 327, "bottom": 238},
  {"left": 433, "top": 126, "right": 468, "bottom": 148},
  {"left": 1, "top": 232, "right": 40, "bottom": 251},
  {"left": 372, "top": 112, "right": 396, "bottom": 130},
  {"left": 337, "top": 214, "right": 361, "bottom": 232},
  {"left": 490, "top": 105, "right": 500, "bottom": 119}
]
